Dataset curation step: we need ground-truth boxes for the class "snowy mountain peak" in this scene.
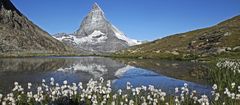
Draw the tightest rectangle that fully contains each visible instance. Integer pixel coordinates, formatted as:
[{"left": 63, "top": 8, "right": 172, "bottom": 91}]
[
  {"left": 89, "top": 3, "right": 105, "bottom": 19},
  {"left": 92, "top": 2, "right": 102, "bottom": 12},
  {"left": 75, "top": 3, "right": 140, "bottom": 46},
  {"left": 54, "top": 3, "right": 141, "bottom": 54}
]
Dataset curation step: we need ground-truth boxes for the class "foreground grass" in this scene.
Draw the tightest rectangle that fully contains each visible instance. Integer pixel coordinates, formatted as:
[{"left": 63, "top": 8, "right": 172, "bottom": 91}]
[{"left": 208, "top": 59, "right": 240, "bottom": 90}]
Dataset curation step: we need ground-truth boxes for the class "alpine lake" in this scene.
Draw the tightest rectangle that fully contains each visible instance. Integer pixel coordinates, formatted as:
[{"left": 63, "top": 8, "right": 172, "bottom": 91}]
[{"left": 0, "top": 57, "right": 211, "bottom": 94}]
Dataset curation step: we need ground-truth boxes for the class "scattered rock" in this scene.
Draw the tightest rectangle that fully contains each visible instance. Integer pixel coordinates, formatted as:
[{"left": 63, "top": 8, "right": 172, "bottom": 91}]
[
  {"left": 155, "top": 50, "right": 161, "bottom": 53},
  {"left": 224, "top": 32, "right": 231, "bottom": 36},
  {"left": 216, "top": 47, "right": 227, "bottom": 54},
  {"left": 225, "top": 47, "right": 232, "bottom": 51},
  {"left": 131, "top": 50, "right": 137, "bottom": 54},
  {"left": 165, "top": 51, "right": 171, "bottom": 53},
  {"left": 171, "top": 51, "right": 180, "bottom": 55},
  {"left": 171, "top": 63, "right": 179, "bottom": 67},
  {"left": 233, "top": 46, "right": 240, "bottom": 51}
]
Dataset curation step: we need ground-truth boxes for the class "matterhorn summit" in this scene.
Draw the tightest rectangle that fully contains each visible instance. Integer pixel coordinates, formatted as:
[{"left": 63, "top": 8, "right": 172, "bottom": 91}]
[{"left": 54, "top": 3, "right": 140, "bottom": 54}]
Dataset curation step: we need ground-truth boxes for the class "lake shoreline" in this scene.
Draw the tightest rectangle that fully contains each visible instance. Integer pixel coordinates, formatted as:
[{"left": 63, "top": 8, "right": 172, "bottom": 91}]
[
  {"left": 1, "top": 52, "right": 239, "bottom": 65},
  {"left": 0, "top": 53, "right": 197, "bottom": 61}
]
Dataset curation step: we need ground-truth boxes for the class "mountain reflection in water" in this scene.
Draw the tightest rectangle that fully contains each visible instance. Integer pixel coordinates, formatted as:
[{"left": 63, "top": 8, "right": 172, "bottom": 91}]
[{"left": 0, "top": 57, "right": 211, "bottom": 94}]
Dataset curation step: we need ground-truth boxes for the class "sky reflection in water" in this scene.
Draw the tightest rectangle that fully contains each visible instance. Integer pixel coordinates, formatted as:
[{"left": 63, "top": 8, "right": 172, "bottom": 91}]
[{"left": 0, "top": 57, "right": 211, "bottom": 94}]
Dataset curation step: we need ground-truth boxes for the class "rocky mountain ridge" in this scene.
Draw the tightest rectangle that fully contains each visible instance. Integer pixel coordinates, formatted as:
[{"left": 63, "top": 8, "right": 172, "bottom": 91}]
[{"left": 0, "top": 0, "right": 70, "bottom": 56}]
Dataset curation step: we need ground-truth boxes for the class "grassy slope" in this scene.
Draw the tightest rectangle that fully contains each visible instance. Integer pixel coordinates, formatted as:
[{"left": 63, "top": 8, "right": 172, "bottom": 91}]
[{"left": 113, "top": 15, "right": 240, "bottom": 60}]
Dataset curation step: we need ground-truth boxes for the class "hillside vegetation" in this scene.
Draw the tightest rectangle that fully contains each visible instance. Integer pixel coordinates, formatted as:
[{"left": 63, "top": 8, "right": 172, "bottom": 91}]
[{"left": 113, "top": 15, "right": 240, "bottom": 60}]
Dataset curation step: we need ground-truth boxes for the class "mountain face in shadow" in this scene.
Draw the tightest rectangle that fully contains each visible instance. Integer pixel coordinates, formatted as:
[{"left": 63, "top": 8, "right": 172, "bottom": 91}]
[{"left": 0, "top": 0, "right": 69, "bottom": 55}]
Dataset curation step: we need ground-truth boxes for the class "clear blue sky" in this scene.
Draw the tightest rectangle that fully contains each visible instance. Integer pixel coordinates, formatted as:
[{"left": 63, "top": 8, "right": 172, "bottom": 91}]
[{"left": 11, "top": 0, "right": 240, "bottom": 41}]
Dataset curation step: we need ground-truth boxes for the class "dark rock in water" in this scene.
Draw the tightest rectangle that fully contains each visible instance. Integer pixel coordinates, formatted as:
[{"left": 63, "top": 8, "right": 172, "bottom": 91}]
[
  {"left": 0, "top": 0, "right": 69, "bottom": 54},
  {"left": 54, "top": 3, "right": 140, "bottom": 54}
]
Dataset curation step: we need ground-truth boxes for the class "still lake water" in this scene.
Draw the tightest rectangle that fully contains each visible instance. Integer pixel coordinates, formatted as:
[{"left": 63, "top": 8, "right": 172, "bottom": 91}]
[{"left": 0, "top": 57, "right": 211, "bottom": 94}]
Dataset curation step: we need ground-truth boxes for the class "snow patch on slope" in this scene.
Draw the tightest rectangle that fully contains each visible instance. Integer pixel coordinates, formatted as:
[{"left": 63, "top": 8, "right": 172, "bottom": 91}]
[
  {"left": 75, "top": 30, "right": 107, "bottom": 44},
  {"left": 54, "top": 29, "right": 141, "bottom": 47},
  {"left": 112, "top": 25, "right": 141, "bottom": 46},
  {"left": 54, "top": 30, "right": 107, "bottom": 45}
]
